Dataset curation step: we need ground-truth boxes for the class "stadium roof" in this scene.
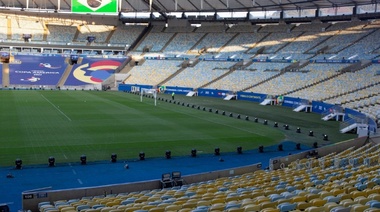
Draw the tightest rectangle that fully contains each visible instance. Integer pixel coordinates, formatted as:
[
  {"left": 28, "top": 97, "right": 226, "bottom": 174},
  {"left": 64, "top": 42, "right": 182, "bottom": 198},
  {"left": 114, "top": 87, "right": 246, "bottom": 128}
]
[{"left": 0, "top": 0, "right": 376, "bottom": 13}]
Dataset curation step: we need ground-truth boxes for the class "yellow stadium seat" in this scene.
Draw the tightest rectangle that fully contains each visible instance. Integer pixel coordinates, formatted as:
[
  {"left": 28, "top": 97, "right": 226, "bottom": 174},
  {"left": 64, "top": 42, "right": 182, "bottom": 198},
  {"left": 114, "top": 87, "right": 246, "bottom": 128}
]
[
  {"left": 181, "top": 202, "right": 197, "bottom": 209},
  {"left": 165, "top": 204, "right": 182, "bottom": 211},
  {"left": 291, "top": 195, "right": 307, "bottom": 203},
  {"left": 304, "top": 206, "right": 323, "bottom": 212},
  {"left": 259, "top": 202, "right": 277, "bottom": 210},
  {"left": 124, "top": 207, "right": 140, "bottom": 212},
  {"left": 243, "top": 204, "right": 260, "bottom": 212},
  {"left": 209, "top": 203, "right": 225, "bottom": 211},
  {"left": 227, "top": 208, "right": 244, "bottom": 212},
  {"left": 369, "top": 193, "right": 380, "bottom": 201},
  {"left": 60, "top": 206, "right": 76, "bottom": 212},
  {"left": 296, "top": 202, "right": 312, "bottom": 211},
  {"left": 109, "top": 209, "right": 123, "bottom": 212},
  {"left": 309, "top": 198, "right": 327, "bottom": 207},
  {"left": 350, "top": 204, "right": 370, "bottom": 212},
  {"left": 148, "top": 207, "right": 165, "bottom": 212},
  {"left": 324, "top": 202, "right": 338, "bottom": 211},
  {"left": 364, "top": 208, "right": 380, "bottom": 212},
  {"left": 261, "top": 208, "right": 279, "bottom": 212},
  {"left": 178, "top": 208, "right": 192, "bottom": 212},
  {"left": 352, "top": 191, "right": 366, "bottom": 199}
]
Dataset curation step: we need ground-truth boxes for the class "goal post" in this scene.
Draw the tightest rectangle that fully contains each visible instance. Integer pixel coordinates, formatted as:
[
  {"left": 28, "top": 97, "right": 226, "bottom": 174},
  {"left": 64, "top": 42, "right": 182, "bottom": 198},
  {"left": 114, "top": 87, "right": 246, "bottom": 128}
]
[{"left": 140, "top": 88, "right": 157, "bottom": 106}]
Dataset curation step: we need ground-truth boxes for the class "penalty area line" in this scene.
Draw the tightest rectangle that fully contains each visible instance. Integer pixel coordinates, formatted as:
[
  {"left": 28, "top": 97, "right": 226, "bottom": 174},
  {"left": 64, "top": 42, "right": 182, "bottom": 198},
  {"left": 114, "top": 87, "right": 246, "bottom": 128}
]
[{"left": 41, "top": 94, "right": 72, "bottom": 121}]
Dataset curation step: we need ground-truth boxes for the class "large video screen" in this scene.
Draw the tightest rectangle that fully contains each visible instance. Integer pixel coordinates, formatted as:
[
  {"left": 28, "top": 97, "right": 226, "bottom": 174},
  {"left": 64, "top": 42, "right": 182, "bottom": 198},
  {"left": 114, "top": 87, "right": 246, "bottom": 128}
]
[{"left": 71, "top": 0, "right": 118, "bottom": 13}]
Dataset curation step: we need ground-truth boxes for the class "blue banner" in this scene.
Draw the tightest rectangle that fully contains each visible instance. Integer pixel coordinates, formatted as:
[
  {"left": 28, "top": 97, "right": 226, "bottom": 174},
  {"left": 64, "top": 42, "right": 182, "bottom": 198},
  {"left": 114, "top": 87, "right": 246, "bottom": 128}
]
[
  {"left": 311, "top": 101, "right": 335, "bottom": 114},
  {"left": 118, "top": 84, "right": 153, "bottom": 92},
  {"left": 310, "top": 59, "right": 360, "bottom": 64},
  {"left": 201, "top": 57, "right": 243, "bottom": 62},
  {"left": 163, "top": 86, "right": 193, "bottom": 95},
  {"left": 198, "top": 88, "right": 231, "bottom": 98},
  {"left": 237, "top": 92, "right": 267, "bottom": 103},
  {"left": 282, "top": 96, "right": 309, "bottom": 108}
]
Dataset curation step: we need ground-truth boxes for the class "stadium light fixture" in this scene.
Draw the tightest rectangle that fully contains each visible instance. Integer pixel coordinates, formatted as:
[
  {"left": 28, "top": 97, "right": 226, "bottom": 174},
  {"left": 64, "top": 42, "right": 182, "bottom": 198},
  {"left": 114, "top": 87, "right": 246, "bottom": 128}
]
[
  {"left": 165, "top": 150, "right": 171, "bottom": 159},
  {"left": 278, "top": 144, "right": 283, "bottom": 151},
  {"left": 111, "top": 153, "right": 117, "bottom": 163},
  {"left": 323, "top": 134, "right": 329, "bottom": 141},
  {"left": 296, "top": 127, "right": 301, "bottom": 133},
  {"left": 309, "top": 131, "right": 314, "bottom": 136},
  {"left": 259, "top": 146, "right": 264, "bottom": 153},
  {"left": 274, "top": 122, "right": 278, "bottom": 127},
  {"left": 48, "top": 156, "right": 55, "bottom": 167},
  {"left": 313, "top": 142, "right": 318, "bottom": 148},
  {"left": 214, "top": 147, "right": 220, "bottom": 156},
  {"left": 237, "top": 146, "right": 243, "bottom": 154},
  {"left": 284, "top": 124, "right": 289, "bottom": 130},
  {"left": 191, "top": 149, "right": 197, "bottom": 157},
  {"left": 80, "top": 155, "right": 87, "bottom": 165},
  {"left": 296, "top": 143, "right": 301, "bottom": 150},
  {"left": 139, "top": 152, "right": 145, "bottom": 160},
  {"left": 254, "top": 118, "right": 258, "bottom": 123},
  {"left": 15, "top": 158, "right": 22, "bottom": 169},
  {"left": 245, "top": 116, "right": 249, "bottom": 121},
  {"left": 264, "top": 120, "right": 268, "bottom": 125}
]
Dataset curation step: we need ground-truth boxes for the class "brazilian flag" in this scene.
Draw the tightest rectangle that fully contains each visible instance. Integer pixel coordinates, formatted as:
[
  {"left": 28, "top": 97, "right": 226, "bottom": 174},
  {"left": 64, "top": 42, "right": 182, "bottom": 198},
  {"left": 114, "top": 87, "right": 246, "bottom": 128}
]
[{"left": 71, "top": 0, "right": 118, "bottom": 13}]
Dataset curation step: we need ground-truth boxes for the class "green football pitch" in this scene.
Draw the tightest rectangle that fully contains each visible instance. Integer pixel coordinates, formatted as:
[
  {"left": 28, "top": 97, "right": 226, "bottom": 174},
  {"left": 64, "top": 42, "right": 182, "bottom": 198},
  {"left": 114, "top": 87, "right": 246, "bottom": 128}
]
[{"left": 0, "top": 90, "right": 356, "bottom": 166}]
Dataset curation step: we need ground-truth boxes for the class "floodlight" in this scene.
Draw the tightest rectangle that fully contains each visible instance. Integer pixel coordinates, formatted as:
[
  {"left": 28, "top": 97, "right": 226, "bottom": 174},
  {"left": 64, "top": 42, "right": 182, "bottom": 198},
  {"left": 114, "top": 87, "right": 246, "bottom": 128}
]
[
  {"left": 245, "top": 116, "right": 249, "bottom": 121},
  {"left": 191, "top": 149, "right": 197, "bottom": 157},
  {"left": 111, "top": 153, "right": 117, "bottom": 163},
  {"left": 258, "top": 146, "right": 264, "bottom": 153},
  {"left": 165, "top": 150, "right": 171, "bottom": 159},
  {"left": 80, "top": 155, "right": 87, "bottom": 165},
  {"left": 264, "top": 120, "right": 268, "bottom": 125},
  {"left": 237, "top": 146, "right": 243, "bottom": 154},
  {"left": 296, "top": 143, "right": 301, "bottom": 150},
  {"left": 323, "top": 134, "right": 328, "bottom": 141},
  {"left": 296, "top": 127, "right": 301, "bottom": 133},
  {"left": 309, "top": 131, "right": 314, "bottom": 136},
  {"left": 313, "top": 142, "right": 318, "bottom": 148},
  {"left": 284, "top": 124, "right": 289, "bottom": 130},
  {"left": 278, "top": 144, "right": 283, "bottom": 151},
  {"left": 214, "top": 147, "right": 220, "bottom": 156},
  {"left": 274, "top": 122, "right": 278, "bottom": 127},
  {"left": 15, "top": 158, "right": 22, "bottom": 169},
  {"left": 139, "top": 152, "right": 145, "bottom": 160},
  {"left": 48, "top": 156, "right": 55, "bottom": 167}
]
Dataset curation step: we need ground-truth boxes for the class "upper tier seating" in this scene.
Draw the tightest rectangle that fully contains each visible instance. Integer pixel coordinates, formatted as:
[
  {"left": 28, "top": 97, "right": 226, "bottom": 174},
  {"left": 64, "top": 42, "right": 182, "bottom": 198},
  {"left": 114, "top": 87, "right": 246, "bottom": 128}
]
[
  {"left": 11, "top": 18, "right": 44, "bottom": 41},
  {"left": 165, "top": 61, "right": 233, "bottom": 88},
  {"left": 124, "top": 60, "right": 184, "bottom": 86},
  {"left": 47, "top": 25, "right": 77, "bottom": 44},
  {"left": 76, "top": 25, "right": 113, "bottom": 43},
  {"left": 109, "top": 25, "right": 146, "bottom": 46}
]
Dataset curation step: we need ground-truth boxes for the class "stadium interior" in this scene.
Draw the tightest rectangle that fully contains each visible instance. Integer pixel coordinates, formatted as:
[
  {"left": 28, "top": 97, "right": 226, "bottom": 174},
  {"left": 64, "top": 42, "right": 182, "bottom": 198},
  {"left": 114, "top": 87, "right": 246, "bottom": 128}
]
[{"left": 1, "top": 0, "right": 380, "bottom": 211}]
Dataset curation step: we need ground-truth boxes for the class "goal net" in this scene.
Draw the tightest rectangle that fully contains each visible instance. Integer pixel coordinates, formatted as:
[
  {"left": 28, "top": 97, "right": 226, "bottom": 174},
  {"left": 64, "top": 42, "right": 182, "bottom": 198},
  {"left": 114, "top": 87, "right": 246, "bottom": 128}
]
[{"left": 140, "top": 88, "right": 157, "bottom": 106}]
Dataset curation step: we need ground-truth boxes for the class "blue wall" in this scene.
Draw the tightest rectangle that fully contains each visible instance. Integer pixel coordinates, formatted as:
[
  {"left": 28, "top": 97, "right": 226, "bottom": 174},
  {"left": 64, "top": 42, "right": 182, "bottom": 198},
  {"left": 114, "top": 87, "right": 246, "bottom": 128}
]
[{"left": 163, "top": 86, "right": 193, "bottom": 95}]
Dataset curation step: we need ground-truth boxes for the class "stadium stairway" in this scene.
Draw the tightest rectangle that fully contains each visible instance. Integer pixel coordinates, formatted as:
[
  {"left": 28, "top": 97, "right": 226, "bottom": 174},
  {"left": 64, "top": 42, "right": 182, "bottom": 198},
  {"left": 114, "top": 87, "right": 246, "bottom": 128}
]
[
  {"left": 335, "top": 28, "right": 379, "bottom": 54},
  {"left": 244, "top": 32, "right": 271, "bottom": 55},
  {"left": 2, "top": 63, "right": 10, "bottom": 87},
  {"left": 197, "top": 67, "right": 236, "bottom": 89},
  {"left": 156, "top": 66, "right": 187, "bottom": 87},
  {"left": 217, "top": 33, "right": 240, "bottom": 53},
  {"left": 282, "top": 62, "right": 363, "bottom": 97},
  {"left": 274, "top": 32, "right": 306, "bottom": 54},
  {"left": 57, "top": 64, "right": 74, "bottom": 88},
  {"left": 159, "top": 33, "right": 178, "bottom": 52},
  {"left": 304, "top": 33, "right": 336, "bottom": 54},
  {"left": 187, "top": 33, "right": 208, "bottom": 54},
  {"left": 131, "top": 25, "right": 153, "bottom": 51},
  {"left": 241, "top": 70, "right": 286, "bottom": 92}
]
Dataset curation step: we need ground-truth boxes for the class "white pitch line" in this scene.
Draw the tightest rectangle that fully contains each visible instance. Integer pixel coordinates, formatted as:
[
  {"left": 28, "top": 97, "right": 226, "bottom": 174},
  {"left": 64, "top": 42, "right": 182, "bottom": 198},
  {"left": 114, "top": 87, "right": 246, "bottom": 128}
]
[
  {"left": 41, "top": 94, "right": 72, "bottom": 121},
  {"left": 72, "top": 169, "right": 77, "bottom": 175},
  {"left": 77, "top": 179, "right": 83, "bottom": 185},
  {"left": 63, "top": 154, "right": 67, "bottom": 159}
]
